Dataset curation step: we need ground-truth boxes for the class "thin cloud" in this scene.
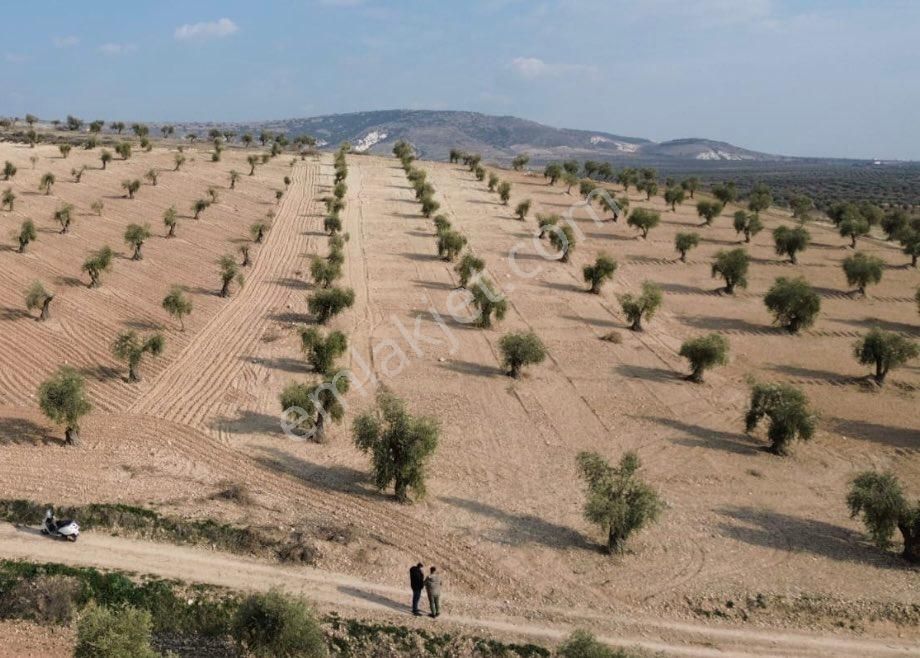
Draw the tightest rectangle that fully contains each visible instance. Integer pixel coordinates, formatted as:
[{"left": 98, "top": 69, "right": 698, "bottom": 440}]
[
  {"left": 98, "top": 43, "right": 137, "bottom": 56},
  {"left": 4, "top": 53, "right": 28, "bottom": 63},
  {"left": 509, "top": 56, "right": 597, "bottom": 79},
  {"left": 53, "top": 36, "right": 80, "bottom": 48},
  {"left": 174, "top": 18, "right": 239, "bottom": 41}
]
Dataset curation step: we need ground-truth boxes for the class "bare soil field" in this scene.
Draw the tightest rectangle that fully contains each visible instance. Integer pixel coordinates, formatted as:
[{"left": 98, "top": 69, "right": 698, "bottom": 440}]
[{"left": 0, "top": 143, "right": 918, "bottom": 650}]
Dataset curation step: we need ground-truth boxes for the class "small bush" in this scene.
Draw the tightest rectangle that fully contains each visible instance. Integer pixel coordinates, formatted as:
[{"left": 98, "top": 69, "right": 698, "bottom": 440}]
[
  {"left": 0, "top": 574, "right": 83, "bottom": 623},
  {"left": 232, "top": 590, "right": 327, "bottom": 658},
  {"left": 75, "top": 604, "right": 157, "bottom": 658}
]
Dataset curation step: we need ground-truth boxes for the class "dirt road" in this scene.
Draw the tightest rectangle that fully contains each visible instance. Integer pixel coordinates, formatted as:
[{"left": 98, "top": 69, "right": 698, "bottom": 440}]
[{"left": 2, "top": 524, "right": 916, "bottom": 658}]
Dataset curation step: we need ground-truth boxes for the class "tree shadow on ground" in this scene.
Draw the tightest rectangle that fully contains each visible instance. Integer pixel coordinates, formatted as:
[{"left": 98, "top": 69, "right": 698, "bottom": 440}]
[
  {"left": 77, "top": 364, "right": 122, "bottom": 382},
  {"left": 716, "top": 506, "right": 910, "bottom": 570},
  {"left": 242, "top": 355, "right": 311, "bottom": 374},
  {"left": 837, "top": 317, "right": 920, "bottom": 336},
  {"left": 439, "top": 360, "right": 504, "bottom": 378},
  {"left": 337, "top": 586, "right": 408, "bottom": 614},
  {"left": 614, "top": 364, "right": 681, "bottom": 382},
  {"left": 254, "top": 446, "right": 376, "bottom": 498},
  {"left": 768, "top": 364, "right": 853, "bottom": 384},
  {"left": 210, "top": 409, "right": 288, "bottom": 436},
  {"left": 0, "top": 417, "right": 60, "bottom": 446},
  {"left": 0, "top": 307, "right": 30, "bottom": 321},
  {"left": 270, "top": 311, "right": 312, "bottom": 324},
  {"left": 273, "top": 277, "right": 310, "bottom": 290},
  {"left": 679, "top": 315, "right": 779, "bottom": 336},
  {"left": 439, "top": 496, "right": 598, "bottom": 552},
  {"left": 828, "top": 418, "right": 919, "bottom": 451},
  {"left": 122, "top": 318, "right": 163, "bottom": 331},
  {"left": 658, "top": 282, "right": 719, "bottom": 296},
  {"left": 644, "top": 416, "right": 762, "bottom": 455}
]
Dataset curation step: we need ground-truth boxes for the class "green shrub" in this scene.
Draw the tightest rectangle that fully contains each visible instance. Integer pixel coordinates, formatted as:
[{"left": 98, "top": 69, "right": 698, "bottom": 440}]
[
  {"left": 75, "top": 604, "right": 157, "bottom": 658},
  {"left": 232, "top": 590, "right": 327, "bottom": 658}
]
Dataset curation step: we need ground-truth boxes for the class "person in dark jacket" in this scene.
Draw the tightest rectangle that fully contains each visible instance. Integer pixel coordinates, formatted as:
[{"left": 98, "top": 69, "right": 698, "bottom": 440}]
[
  {"left": 424, "top": 566, "right": 442, "bottom": 618},
  {"left": 409, "top": 562, "right": 425, "bottom": 615}
]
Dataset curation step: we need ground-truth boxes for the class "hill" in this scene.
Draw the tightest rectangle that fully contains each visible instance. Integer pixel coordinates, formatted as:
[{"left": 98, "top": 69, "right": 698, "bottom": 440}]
[{"left": 168, "top": 109, "right": 787, "bottom": 164}]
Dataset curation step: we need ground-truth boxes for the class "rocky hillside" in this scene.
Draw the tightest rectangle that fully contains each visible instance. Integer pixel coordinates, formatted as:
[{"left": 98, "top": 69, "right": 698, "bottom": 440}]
[{"left": 169, "top": 109, "right": 786, "bottom": 165}]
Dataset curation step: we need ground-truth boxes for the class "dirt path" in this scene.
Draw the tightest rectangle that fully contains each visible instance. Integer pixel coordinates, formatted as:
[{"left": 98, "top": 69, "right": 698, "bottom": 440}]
[{"left": 1, "top": 525, "right": 916, "bottom": 658}]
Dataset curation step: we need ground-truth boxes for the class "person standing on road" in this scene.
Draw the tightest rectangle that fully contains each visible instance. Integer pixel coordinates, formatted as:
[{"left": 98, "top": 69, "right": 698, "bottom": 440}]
[
  {"left": 424, "top": 566, "right": 442, "bottom": 618},
  {"left": 409, "top": 562, "right": 425, "bottom": 616}
]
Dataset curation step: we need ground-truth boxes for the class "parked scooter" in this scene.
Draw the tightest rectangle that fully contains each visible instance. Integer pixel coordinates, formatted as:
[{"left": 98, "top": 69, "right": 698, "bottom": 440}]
[{"left": 41, "top": 509, "right": 79, "bottom": 542}]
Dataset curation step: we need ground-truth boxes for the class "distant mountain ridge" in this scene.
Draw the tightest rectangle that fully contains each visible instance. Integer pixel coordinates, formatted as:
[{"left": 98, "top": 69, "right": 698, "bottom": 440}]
[{"left": 171, "top": 109, "right": 789, "bottom": 164}]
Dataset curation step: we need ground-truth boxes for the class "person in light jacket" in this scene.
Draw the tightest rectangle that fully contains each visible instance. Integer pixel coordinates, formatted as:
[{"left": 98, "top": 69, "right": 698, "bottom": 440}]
[{"left": 424, "top": 566, "right": 442, "bottom": 618}]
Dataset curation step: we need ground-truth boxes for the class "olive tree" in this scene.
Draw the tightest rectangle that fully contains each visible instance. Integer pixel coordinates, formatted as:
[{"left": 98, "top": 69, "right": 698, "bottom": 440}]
[
  {"left": 772, "top": 225, "right": 810, "bottom": 264},
  {"left": 280, "top": 376, "right": 349, "bottom": 443},
  {"left": 576, "top": 451, "right": 663, "bottom": 554},
  {"left": 498, "top": 180, "right": 512, "bottom": 207},
  {"left": 250, "top": 221, "right": 270, "bottom": 243},
  {"left": 218, "top": 254, "right": 245, "bottom": 297},
  {"left": 747, "top": 183, "right": 772, "bottom": 215},
  {"left": 847, "top": 472, "right": 920, "bottom": 563},
  {"left": 711, "top": 248, "right": 750, "bottom": 294},
  {"left": 664, "top": 186, "right": 685, "bottom": 211},
  {"left": 711, "top": 181, "right": 737, "bottom": 207},
  {"left": 627, "top": 208, "right": 660, "bottom": 239},
  {"left": 310, "top": 256, "right": 342, "bottom": 288},
  {"left": 853, "top": 328, "right": 918, "bottom": 386},
  {"left": 163, "top": 206, "right": 178, "bottom": 238},
  {"left": 583, "top": 254, "right": 617, "bottom": 293},
  {"left": 300, "top": 327, "right": 348, "bottom": 375},
  {"left": 100, "top": 149, "right": 113, "bottom": 169},
  {"left": 2, "top": 160, "right": 16, "bottom": 181},
  {"left": 681, "top": 177, "right": 700, "bottom": 199},
  {"left": 144, "top": 169, "right": 158, "bottom": 186},
  {"left": 674, "top": 232, "right": 700, "bottom": 262},
  {"left": 512, "top": 154, "right": 530, "bottom": 171},
  {"left": 499, "top": 331, "right": 547, "bottom": 378},
  {"left": 25, "top": 281, "right": 54, "bottom": 321},
  {"left": 679, "top": 334, "right": 729, "bottom": 382},
  {"left": 839, "top": 212, "right": 870, "bottom": 248},
  {"left": 733, "top": 210, "right": 763, "bottom": 243},
  {"left": 17, "top": 219, "right": 37, "bottom": 252},
  {"left": 192, "top": 198, "right": 210, "bottom": 219},
  {"left": 618, "top": 281, "right": 662, "bottom": 331},
  {"left": 1, "top": 187, "right": 15, "bottom": 211},
  {"left": 38, "top": 366, "right": 91, "bottom": 445},
  {"left": 437, "top": 230, "right": 467, "bottom": 261},
  {"left": 308, "top": 287, "right": 355, "bottom": 323},
  {"left": 54, "top": 204, "right": 75, "bottom": 233},
  {"left": 39, "top": 172, "right": 55, "bottom": 195},
  {"left": 789, "top": 195, "right": 813, "bottom": 221},
  {"left": 353, "top": 389, "right": 439, "bottom": 502},
  {"left": 471, "top": 278, "right": 507, "bottom": 328},
  {"left": 544, "top": 163, "right": 563, "bottom": 185},
  {"left": 696, "top": 200, "right": 724, "bottom": 226},
  {"left": 763, "top": 277, "right": 821, "bottom": 333},
  {"left": 162, "top": 286, "right": 192, "bottom": 330},
  {"left": 58, "top": 144, "right": 72, "bottom": 159},
  {"left": 487, "top": 172, "right": 499, "bottom": 192},
  {"left": 112, "top": 331, "right": 165, "bottom": 382},
  {"left": 514, "top": 199, "right": 531, "bottom": 221},
  {"left": 549, "top": 224, "right": 576, "bottom": 262},
  {"left": 455, "top": 253, "right": 484, "bottom": 289},
  {"left": 123, "top": 223, "right": 151, "bottom": 260},
  {"left": 82, "top": 246, "right": 114, "bottom": 287},
  {"left": 842, "top": 252, "right": 883, "bottom": 296},
  {"left": 174, "top": 153, "right": 186, "bottom": 171},
  {"left": 744, "top": 382, "right": 815, "bottom": 455}
]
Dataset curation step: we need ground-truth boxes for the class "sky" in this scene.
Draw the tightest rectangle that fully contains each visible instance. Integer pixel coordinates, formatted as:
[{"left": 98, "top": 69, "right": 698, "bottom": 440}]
[{"left": 2, "top": 0, "right": 918, "bottom": 160}]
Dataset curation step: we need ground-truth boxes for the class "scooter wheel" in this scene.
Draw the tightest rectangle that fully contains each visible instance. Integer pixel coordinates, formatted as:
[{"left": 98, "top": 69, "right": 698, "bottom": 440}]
[{"left": 66, "top": 535, "right": 77, "bottom": 542}]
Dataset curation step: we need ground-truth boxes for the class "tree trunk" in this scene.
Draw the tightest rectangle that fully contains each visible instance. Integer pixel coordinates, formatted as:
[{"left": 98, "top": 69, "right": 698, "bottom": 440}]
[
  {"left": 631, "top": 317, "right": 643, "bottom": 332},
  {"left": 394, "top": 477, "right": 409, "bottom": 504},
  {"left": 912, "top": 254, "right": 918, "bottom": 267},
  {"left": 19, "top": 239, "right": 27, "bottom": 253},
  {"left": 900, "top": 522, "right": 920, "bottom": 563},
  {"left": 313, "top": 413, "right": 326, "bottom": 443},
  {"left": 132, "top": 245, "right": 142, "bottom": 260},
  {"left": 64, "top": 427, "right": 80, "bottom": 447},
  {"left": 220, "top": 279, "right": 231, "bottom": 297},
  {"left": 679, "top": 251, "right": 687, "bottom": 263},
  {"left": 128, "top": 364, "right": 139, "bottom": 382},
  {"left": 590, "top": 280, "right": 600, "bottom": 294},
  {"left": 851, "top": 235, "right": 857, "bottom": 248},
  {"left": 40, "top": 296, "right": 52, "bottom": 321},
  {"left": 790, "top": 253, "right": 797, "bottom": 264},
  {"left": 607, "top": 528, "right": 623, "bottom": 554},
  {"left": 875, "top": 362, "right": 887, "bottom": 386},
  {"left": 509, "top": 362, "right": 521, "bottom": 379},
  {"left": 167, "top": 225, "right": 175, "bottom": 238},
  {"left": 689, "top": 366, "right": 703, "bottom": 383},
  {"left": 745, "top": 232, "right": 752, "bottom": 243},
  {"left": 725, "top": 281, "right": 735, "bottom": 294}
]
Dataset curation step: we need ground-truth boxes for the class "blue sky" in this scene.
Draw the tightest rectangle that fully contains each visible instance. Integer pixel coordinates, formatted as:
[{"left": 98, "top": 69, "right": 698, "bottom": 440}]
[{"left": 2, "top": 0, "right": 918, "bottom": 159}]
